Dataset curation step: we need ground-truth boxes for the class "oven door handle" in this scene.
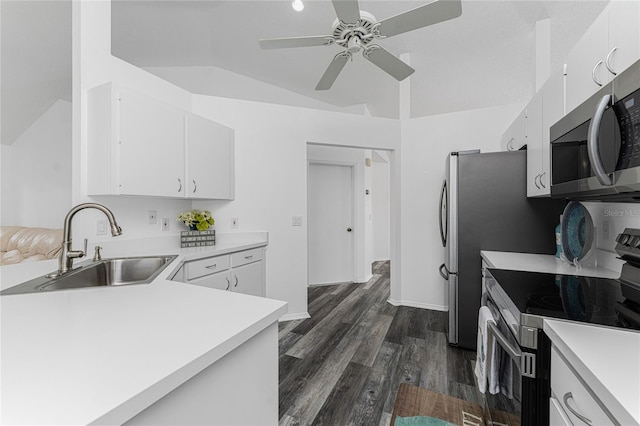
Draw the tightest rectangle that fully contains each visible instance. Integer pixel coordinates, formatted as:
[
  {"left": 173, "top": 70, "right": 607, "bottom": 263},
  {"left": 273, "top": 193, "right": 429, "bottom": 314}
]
[{"left": 487, "top": 321, "right": 522, "bottom": 365}]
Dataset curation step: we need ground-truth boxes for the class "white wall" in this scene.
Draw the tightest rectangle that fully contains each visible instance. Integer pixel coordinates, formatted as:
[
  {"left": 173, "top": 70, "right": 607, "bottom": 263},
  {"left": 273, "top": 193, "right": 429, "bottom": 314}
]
[
  {"left": 583, "top": 201, "right": 640, "bottom": 253},
  {"left": 190, "top": 96, "right": 399, "bottom": 318},
  {"left": 397, "top": 103, "right": 524, "bottom": 310},
  {"left": 372, "top": 152, "right": 391, "bottom": 261},
  {"left": 1, "top": 99, "right": 72, "bottom": 228}
]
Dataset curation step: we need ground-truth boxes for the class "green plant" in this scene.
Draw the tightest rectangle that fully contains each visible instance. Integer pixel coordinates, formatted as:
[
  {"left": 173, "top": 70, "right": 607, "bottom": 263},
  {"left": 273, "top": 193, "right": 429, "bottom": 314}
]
[{"left": 177, "top": 209, "right": 215, "bottom": 231}]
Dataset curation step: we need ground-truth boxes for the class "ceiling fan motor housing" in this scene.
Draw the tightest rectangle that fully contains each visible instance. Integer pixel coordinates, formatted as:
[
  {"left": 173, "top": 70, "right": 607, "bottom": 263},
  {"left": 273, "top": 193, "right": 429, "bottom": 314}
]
[{"left": 332, "top": 10, "right": 377, "bottom": 53}]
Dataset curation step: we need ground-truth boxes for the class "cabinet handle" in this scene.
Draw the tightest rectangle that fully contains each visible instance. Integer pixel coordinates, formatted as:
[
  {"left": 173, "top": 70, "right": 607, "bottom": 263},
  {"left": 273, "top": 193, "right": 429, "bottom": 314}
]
[
  {"left": 234, "top": 275, "right": 239, "bottom": 288},
  {"left": 177, "top": 178, "right": 182, "bottom": 193},
  {"left": 225, "top": 277, "right": 230, "bottom": 290},
  {"left": 592, "top": 60, "right": 604, "bottom": 86},
  {"left": 605, "top": 46, "right": 618, "bottom": 75},
  {"left": 562, "top": 392, "right": 592, "bottom": 425},
  {"left": 534, "top": 174, "right": 541, "bottom": 189},
  {"left": 192, "top": 180, "right": 197, "bottom": 194},
  {"left": 244, "top": 255, "right": 253, "bottom": 260},
  {"left": 540, "top": 172, "right": 546, "bottom": 188},
  {"left": 205, "top": 264, "right": 217, "bottom": 270}
]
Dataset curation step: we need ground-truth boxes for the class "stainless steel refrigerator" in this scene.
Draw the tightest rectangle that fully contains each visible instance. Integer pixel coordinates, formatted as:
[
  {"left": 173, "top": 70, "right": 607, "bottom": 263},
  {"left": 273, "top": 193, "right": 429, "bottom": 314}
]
[{"left": 438, "top": 150, "right": 566, "bottom": 350}]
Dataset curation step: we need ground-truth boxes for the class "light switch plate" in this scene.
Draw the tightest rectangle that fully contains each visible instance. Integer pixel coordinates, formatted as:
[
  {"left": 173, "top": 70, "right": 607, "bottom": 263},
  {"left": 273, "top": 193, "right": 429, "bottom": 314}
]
[
  {"left": 161, "top": 218, "right": 170, "bottom": 231},
  {"left": 292, "top": 216, "right": 303, "bottom": 226},
  {"left": 231, "top": 218, "right": 238, "bottom": 229},
  {"left": 96, "top": 220, "right": 107, "bottom": 235}
]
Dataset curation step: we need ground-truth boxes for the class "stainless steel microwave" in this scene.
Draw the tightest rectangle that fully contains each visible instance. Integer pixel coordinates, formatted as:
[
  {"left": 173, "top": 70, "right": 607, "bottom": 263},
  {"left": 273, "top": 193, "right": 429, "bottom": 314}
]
[{"left": 550, "top": 59, "right": 640, "bottom": 201}]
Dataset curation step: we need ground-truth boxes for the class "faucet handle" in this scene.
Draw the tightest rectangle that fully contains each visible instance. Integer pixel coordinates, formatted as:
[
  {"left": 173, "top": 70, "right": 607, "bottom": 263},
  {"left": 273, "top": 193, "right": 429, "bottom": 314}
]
[
  {"left": 83, "top": 238, "right": 88, "bottom": 256},
  {"left": 93, "top": 246, "right": 103, "bottom": 261}
]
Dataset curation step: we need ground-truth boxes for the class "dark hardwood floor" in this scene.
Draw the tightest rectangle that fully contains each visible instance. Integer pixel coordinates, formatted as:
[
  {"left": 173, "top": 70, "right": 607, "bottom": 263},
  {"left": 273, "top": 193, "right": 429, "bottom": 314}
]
[{"left": 278, "top": 261, "right": 483, "bottom": 426}]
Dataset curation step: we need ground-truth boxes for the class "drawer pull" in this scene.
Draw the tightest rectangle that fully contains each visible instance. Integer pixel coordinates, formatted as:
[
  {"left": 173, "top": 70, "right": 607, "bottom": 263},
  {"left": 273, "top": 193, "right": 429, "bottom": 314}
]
[
  {"left": 205, "top": 264, "right": 217, "bottom": 269},
  {"left": 563, "top": 392, "right": 592, "bottom": 425},
  {"left": 244, "top": 255, "right": 253, "bottom": 260},
  {"left": 225, "top": 277, "right": 230, "bottom": 290},
  {"left": 234, "top": 276, "right": 239, "bottom": 287}
]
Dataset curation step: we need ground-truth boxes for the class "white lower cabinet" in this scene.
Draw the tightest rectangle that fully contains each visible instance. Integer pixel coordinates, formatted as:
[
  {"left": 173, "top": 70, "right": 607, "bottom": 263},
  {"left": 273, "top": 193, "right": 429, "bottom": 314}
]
[
  {"left": 175, "top": 247, "right": 265, "bottom": 297},
  {"left": 550, "top": 346, "right": 615, "bottom": 425},
  {"left": 549, "top": 396, "right": 572, "bottom": 426}
]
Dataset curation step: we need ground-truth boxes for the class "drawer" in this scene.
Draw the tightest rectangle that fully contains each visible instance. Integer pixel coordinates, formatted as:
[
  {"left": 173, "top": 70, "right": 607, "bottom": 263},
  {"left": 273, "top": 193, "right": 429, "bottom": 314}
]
[
  {"left": 231, "top": 248, "right": 263, "bottom": 268},
  {"left": 551, "top": 346, "right": 615, "bottom": 426},
  {"left": 186, "top": 255, "right": 230, "bottom": 281},
  {"left": 187, "top": 270, "right": 230, "bottom": 291}
]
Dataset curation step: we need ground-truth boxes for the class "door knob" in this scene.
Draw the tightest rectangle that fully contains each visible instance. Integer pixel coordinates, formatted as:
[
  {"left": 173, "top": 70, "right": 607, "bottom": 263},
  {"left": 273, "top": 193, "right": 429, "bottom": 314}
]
[{"left": 347, "top": 227, "right": 352, "bottom": 232}]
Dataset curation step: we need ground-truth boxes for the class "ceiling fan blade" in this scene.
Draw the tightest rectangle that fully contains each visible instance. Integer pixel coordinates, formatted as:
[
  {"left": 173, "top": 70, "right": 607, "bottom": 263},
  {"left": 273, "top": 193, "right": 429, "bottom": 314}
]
[
  {"left": 363, "top": 46, "right": 414, "bottom": 81},
  {"left": 331, "top": 0, "right": 361, "bottom": 24},
  {"left": 315, "top": 53, "right": 350, "bottom": 90},
  {"left": 376, "top": 0, "right": 462, "bottom": 38},
  {"left": 259, "top": 36, "right": 334, "bottom": 49}
]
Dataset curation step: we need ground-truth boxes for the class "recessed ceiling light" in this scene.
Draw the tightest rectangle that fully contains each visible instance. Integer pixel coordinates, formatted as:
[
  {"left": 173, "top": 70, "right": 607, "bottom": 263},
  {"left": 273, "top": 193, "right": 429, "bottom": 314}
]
[{"left": 292, "top": 0, "right": 304, "bottom": 12}]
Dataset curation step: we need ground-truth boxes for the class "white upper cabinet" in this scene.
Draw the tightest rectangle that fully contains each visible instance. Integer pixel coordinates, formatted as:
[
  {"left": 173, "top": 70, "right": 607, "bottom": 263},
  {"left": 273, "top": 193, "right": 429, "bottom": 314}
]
[
  {"left": 501, "top": 109, "right": 527, "bottom": 152},
  {"left": 87, "top": 83, "right": 234, "bottom": 199},
  {"left": 186, "top": 114, "right": 235, "bottom": 200},
  {"left": 117, "top": 87, "right": 186, "bottom": 197},
  {"left": 526, "top": 91, "right": 544, "bottom": 197},
  {"left": 565, "top": 0, "right": 640, "bottom": 113}
]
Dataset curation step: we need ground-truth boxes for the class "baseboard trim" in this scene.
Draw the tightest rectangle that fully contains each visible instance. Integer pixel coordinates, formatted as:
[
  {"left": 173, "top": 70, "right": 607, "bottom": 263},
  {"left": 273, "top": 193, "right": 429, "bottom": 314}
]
[
  {"left": 279, "top": 312, "right": 311, "bottom": 322},
  {"left": 387, "top": 298, "right": 448, "bottom": 312}
]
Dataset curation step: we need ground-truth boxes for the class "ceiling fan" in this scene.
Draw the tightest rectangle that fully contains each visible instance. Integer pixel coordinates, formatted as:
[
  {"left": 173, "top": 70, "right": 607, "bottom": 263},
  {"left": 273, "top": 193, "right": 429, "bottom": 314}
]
[{"left": 259, "top": 0, "right": 462, "bottom": 90}]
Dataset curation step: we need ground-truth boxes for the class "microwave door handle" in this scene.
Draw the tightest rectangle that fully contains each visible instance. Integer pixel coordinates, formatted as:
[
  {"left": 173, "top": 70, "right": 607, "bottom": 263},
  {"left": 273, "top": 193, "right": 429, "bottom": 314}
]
[{"left": 587, "top": 94, "right": 614, "bottom": 186}]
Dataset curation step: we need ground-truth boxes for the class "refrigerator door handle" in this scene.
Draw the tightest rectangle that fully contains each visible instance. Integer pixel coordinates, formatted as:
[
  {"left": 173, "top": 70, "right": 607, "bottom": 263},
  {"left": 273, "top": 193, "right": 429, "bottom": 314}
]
[
  {"left": 439, "top": 180, "right": 448, "bottom": 247},
  {"left": 439, "top": 263, "right": 450, "bottom": 280}
]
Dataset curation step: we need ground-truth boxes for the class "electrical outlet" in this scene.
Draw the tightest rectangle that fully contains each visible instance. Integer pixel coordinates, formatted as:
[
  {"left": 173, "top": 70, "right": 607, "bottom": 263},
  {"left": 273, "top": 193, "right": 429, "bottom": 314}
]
[
  {"left": 161, "top": 218, "right": 170, "bottom": 231},
  {"left": 148, "top": 210, "right": 157, "bottom": 225},
  {"left": 231, "top": 217, "right": 238, "bottom": 229},
  {"left": 292, "top": 216, "right": 303, "bottom": 226},
  {"left": 96, "top": 220, "right": 107, "bottom": 235}
]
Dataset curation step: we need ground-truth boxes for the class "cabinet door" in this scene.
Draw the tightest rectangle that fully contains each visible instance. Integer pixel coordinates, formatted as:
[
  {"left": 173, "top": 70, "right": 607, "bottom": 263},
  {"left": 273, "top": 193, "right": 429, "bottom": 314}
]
[
  {"left": 549, "top": 397, "right": 572, "bottom": 426},
  {"left": 502, "top": 109, "right": 527, "bottom": 152},
  {"left": 607, "top": 0, "right": 640, "bottom": 78},
  {"left": 527, "top": 91, "right": 544, "bottom": 197},
  {"left": 565, "top": 11, "right": 609, "bottom": 113},
  {"left": 231, "top": 261, "right": 264, "bottom": 297},
  {"left": 187, "top": 270, "right": 231, "bottom": 291},
  {"left": 186, "top": 114, "right": 234, "bottom": 200},
  {"left": 118, "top": 88, "right": 185, "bottom": 197}
]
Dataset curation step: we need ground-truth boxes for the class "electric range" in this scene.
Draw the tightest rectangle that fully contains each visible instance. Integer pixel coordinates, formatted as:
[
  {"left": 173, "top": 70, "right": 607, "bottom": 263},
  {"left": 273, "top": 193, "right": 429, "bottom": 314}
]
[{"left": 481, "top": 227, "right": 640, "bottom": 426}]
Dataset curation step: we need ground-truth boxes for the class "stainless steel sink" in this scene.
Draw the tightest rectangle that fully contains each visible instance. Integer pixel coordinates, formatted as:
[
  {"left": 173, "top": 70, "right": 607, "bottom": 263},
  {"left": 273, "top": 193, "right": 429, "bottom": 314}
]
[{"left": 1, "top": 255, "right": 177, "bottom": 295}]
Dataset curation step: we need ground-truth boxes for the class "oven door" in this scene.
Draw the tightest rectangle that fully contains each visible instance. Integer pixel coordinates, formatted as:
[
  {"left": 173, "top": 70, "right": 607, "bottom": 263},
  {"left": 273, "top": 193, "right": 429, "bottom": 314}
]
[{"left": 483, "top": 299, "right": 523, "bottom": 425}]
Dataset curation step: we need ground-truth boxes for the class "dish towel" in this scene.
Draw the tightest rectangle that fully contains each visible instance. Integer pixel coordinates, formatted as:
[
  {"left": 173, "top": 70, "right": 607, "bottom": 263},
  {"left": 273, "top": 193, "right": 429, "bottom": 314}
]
[
  {"left": 474, "top": 306, "right": 495, "bottom": 394},
  {"left": 489, "top": 343, "right": 514, "bottom": 399}
]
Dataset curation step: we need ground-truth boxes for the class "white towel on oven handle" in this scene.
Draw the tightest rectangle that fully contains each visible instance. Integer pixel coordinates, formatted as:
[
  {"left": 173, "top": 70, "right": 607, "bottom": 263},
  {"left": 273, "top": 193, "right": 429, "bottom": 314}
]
[{"left": 474, "top": 306, "right": 495, "bottom": 394}]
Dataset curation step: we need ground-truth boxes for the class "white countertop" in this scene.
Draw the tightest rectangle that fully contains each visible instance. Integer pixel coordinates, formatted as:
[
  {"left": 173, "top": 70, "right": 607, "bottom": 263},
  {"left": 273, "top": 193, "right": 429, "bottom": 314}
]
[
  {"left": 481, "top": 250, "right": 622, "bottom": 279},
  {"left": 0, "top": 233, "right": 288, "bottom": 425},
  {"left": 544, "top": 319, "right": 640, "bottom": 425}
]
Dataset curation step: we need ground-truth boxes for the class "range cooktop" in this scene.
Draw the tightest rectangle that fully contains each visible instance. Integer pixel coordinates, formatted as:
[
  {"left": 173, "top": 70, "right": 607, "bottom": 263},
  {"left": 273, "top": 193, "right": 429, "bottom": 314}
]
[{"left": 487, "top": 268, "right": 640, "bottom": 331}]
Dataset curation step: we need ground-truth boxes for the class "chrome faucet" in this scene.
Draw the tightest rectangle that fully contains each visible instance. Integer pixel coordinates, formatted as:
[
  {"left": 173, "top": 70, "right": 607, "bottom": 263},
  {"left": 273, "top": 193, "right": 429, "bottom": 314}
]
[{"left": 50, "top": 203, "right": 122, "bottom": 277}]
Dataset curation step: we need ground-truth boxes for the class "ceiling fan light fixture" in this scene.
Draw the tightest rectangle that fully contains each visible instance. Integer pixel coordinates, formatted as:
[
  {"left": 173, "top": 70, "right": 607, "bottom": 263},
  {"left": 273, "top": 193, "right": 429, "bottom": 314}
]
[{"left": 291, "top": 0, "right": 304, "bottom": 12}]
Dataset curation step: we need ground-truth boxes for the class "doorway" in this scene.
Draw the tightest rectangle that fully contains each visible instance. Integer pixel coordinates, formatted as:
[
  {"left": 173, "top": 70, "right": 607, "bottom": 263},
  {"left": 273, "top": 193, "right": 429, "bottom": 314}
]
[{"left": 307, "top": 162, "right": 354, "bottom": 285}]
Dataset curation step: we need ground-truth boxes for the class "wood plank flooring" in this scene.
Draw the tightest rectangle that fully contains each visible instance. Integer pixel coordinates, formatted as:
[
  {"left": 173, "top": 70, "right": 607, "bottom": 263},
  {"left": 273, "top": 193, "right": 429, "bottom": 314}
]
[{"left": 278, "top": 261, "right": 483, "bottom": 425}]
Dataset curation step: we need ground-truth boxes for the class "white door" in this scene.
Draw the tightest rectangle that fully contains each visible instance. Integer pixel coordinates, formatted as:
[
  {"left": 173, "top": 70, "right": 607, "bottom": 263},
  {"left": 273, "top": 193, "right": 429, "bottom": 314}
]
[{"left": 308, "top": 163, "right": 354, "bottom": 285}]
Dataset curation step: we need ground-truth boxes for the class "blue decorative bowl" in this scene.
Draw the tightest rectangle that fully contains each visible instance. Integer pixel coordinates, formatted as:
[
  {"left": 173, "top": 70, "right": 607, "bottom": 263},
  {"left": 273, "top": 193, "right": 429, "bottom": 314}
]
[{"left": 561, "top": 201, "right": 594, "bottom": 262}]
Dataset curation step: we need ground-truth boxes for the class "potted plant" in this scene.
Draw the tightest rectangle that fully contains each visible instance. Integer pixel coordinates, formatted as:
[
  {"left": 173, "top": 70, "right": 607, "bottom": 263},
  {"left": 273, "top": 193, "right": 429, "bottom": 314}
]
[{"left": 177, "top": 209, "right": 215, "bottom": 231}]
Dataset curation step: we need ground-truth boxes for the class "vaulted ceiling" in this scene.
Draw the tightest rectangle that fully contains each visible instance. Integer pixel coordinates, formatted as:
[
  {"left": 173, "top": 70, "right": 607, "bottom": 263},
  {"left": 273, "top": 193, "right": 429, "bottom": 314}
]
[
  {"left": 111, "top": 0, "right": 609, "bottom": 119},
  {"left": 1, "top": 0, "right": 609, "bottom": 146}
]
